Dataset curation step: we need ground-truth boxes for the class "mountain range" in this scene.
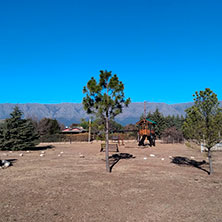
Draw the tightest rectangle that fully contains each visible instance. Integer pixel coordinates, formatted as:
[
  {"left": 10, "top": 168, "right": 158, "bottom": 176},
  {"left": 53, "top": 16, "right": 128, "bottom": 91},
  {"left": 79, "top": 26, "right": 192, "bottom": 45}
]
[{"left": 0, "top": 102, "right": 200, "bottom": 126}]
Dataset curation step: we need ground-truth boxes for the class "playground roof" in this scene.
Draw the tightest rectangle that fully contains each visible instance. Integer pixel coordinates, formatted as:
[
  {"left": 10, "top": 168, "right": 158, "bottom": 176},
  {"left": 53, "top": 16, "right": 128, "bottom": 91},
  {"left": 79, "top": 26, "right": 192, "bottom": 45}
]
[
  {"left": 146, "top": 118, "right": 156, "bottom": 124},
  {"left": 136, "top": 118, "right": 156, "bottom": 125}
]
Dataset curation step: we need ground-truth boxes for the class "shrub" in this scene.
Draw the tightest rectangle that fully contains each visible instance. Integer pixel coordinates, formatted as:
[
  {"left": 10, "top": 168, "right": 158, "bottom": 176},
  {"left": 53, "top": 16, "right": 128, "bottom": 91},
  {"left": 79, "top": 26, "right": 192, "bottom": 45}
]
[{"left": 162, "top": 127, "right": 184, "bottom": 144}]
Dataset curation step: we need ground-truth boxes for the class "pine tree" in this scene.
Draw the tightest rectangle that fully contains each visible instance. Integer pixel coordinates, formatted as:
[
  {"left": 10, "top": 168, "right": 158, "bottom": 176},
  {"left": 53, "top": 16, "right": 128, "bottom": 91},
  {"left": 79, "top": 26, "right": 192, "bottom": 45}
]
[
  {"left": 147, "top": 108, "right": 166, "bottom": 138},
  {"left": 83, "top": 70, "right": 130, "bottom": 172},
  {"left": 0, "top": 106, "right": 39, "bottom": 151},
  {"left": 183, "top": 88, "right": 222, "bottom": 174}
]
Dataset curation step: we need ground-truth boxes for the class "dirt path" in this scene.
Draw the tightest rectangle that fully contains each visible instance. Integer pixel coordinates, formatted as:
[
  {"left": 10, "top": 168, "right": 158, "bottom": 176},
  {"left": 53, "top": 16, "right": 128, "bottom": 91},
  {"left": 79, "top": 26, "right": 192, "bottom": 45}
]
[{"left": 1, "top": 142, "right": 222, "bottom": 222}]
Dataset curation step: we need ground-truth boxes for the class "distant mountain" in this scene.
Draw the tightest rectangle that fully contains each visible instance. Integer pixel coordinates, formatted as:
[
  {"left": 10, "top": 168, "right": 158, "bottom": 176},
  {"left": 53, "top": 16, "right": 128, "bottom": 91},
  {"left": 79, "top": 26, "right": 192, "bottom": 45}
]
[
  {"left": 115, "top": 102, "right": 194, "bottom": 125},
  {"left": 0, "top": 102, "right": 221, "bottom": 126}
]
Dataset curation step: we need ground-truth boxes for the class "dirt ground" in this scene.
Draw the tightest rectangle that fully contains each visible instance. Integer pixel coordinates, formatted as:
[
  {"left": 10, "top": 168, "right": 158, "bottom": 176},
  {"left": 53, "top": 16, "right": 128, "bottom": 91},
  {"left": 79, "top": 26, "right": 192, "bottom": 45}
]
[{"left": 0, "top": 141, "right": 222, "bottom": 222}]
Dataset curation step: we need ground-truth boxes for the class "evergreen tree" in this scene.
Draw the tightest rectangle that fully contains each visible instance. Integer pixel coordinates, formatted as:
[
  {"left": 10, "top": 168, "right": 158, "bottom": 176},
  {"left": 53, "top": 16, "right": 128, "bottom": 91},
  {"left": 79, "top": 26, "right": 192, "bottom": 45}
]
[
  {"left": 179, "top": 115, "right": 185, "bottom": 130},
  {"left": 153, "top": 108, "right": 166, "bottom": 138},
  {"left": 174, "top": 115, "right": 180, "bottom": 129},
  {"left": 147, "top": 108, "right": 166, "bottom": 138},
  {"left": 83, "top": 70, "right": 130, "bottom": 172},
  {"left": 0, "top": 107, "right": 39, "bottom": 151},
  {"left": 146, "top": 112, "right": 153, "bottom": 120},
  {"left": 145, "top": 110, "right": 185, "bottom": 139},
  {"left": 165, "top": 115, "right": 175, "bottom": 128},
  {"left": 183, "top": 88, "right": 222, "bottom": 174},
  {"left": 164, "top": 115, "right": 184, "bottom": 131}
]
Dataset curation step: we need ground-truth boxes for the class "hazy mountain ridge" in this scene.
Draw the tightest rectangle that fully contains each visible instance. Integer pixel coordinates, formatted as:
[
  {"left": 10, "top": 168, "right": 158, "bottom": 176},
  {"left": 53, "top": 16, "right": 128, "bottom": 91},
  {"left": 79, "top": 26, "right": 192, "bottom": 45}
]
[{"left": 0, "top": 102, "right": 221, "bottom": 126}]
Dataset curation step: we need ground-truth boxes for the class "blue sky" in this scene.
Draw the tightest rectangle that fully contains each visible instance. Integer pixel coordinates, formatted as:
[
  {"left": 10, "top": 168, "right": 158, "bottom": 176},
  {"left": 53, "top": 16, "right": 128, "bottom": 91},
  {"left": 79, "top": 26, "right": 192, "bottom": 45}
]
[{"left": 0, "top": 0, "right": 222, "bottom": 104}]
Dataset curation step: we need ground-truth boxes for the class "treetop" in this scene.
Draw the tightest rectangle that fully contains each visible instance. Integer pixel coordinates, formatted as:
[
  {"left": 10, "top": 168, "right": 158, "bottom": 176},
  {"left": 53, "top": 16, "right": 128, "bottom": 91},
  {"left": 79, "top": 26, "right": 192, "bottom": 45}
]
[{"left": 82, "top": 70, "right": 130, "bottom": 120}]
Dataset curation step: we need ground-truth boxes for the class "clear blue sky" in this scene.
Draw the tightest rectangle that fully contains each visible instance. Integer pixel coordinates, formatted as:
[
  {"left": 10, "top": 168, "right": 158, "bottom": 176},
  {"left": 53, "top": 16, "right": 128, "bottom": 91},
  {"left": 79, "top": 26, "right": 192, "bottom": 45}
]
[{"left": 0, "top": 0, "right": 222, "bottom": 104}]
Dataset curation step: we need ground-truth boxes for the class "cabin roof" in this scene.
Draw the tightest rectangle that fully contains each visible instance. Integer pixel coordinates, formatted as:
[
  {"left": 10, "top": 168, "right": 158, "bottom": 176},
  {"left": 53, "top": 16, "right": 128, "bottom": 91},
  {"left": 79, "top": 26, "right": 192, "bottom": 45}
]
[{"left": 61, "top": 127, "right": 86, "bottom": 134}]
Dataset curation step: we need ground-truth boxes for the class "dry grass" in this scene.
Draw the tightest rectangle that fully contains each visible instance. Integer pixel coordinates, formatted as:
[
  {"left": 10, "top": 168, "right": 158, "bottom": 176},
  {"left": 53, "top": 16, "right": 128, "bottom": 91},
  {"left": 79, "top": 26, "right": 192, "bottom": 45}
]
[{"left": 1, "top": 141, "right": 222, "bottom": 222}]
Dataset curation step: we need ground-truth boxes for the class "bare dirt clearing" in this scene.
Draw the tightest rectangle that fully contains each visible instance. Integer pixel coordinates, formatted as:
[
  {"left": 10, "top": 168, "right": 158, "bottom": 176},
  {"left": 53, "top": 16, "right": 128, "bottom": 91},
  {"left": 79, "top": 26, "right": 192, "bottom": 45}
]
[{"left": 1, "top": 142, "right": 222, "bottom": 222}]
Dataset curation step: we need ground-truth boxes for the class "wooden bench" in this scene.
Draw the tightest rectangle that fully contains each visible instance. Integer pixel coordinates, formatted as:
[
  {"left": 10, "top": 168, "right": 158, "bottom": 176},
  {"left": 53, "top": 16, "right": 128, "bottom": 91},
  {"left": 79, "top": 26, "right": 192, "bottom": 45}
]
[
  {"left": 111, "top": 136, "right": 119, "bottom": 144},
  {"left": 100, "top": 143, "right": 119, "bottom": 152}
]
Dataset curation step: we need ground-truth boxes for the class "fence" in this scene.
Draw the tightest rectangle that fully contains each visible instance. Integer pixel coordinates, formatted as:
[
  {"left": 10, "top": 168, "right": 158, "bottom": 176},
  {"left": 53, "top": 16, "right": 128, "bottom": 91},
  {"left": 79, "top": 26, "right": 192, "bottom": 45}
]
[
  {"left": 201, "top": 142, "right": 222, "bottom": 152},
  {"left": 39, "top": 133, "right": 89, "bottom": 143},
  {"left": 161, "top": 136, "right": 184, "bottom": 144}
]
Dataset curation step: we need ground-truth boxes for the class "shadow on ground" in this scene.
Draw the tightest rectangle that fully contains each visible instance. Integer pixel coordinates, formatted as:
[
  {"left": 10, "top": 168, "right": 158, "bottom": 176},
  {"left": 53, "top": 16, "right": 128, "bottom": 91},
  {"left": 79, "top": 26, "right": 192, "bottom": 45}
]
[
  {"left": 109, "top": 153, "right": 135, "bottom": 172},
  {"left": 24, "top": 145, "right": 55, "bottom": 151},
  {"left": 171, "top": 156, "right": 209, "bottom": 174}
]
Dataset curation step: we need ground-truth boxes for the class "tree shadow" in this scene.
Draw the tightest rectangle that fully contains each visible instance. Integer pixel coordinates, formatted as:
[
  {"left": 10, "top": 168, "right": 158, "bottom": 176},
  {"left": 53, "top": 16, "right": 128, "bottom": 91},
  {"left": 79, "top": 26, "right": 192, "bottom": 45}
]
[
  {"left": 109, "top": 153, "right": 135, "bottom": 172},
  {"left": 24, "top": 145, "right": 55, "bottom": 151},
  {"left": 171, "top": 156, "right": 209, "bottom": 174}
]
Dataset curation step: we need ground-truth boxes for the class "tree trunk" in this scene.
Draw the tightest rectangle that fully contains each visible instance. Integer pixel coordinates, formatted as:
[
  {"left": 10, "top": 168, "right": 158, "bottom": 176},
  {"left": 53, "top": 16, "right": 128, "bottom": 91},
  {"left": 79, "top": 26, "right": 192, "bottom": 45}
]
[
  {"left": 88, "top": 118, "right": 91, "bottom": 143},
  {"left": 105, "top": 116, "right": 110, "bottom": 172},
  {"left": 208, "top": 148, "right": 213, "bottom": 175}
]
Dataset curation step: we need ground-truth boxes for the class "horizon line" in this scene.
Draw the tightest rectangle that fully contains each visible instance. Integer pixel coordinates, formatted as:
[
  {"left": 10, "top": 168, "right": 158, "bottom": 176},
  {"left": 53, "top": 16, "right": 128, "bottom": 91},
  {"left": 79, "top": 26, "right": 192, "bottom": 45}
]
[{"left": 0, "top": 101, "right": 196, "bottom": 105}]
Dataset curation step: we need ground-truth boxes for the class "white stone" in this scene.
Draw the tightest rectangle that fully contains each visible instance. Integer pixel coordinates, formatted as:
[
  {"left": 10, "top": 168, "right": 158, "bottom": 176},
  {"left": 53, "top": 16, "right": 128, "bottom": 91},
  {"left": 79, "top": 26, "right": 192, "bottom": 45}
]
[
  {"left": 1, "top": 160, "right": 10, "bottom": 169},
  {"left": 40, "top": 153, "right": 44, "bottom": 157},
  {"left": 161, "top": 158, "right": 165, "bottom": 161},
  {"left": 3, "top": 161, "right": 10, "bottom": 168},
  {"left": 150, "top": 154, "right": 155, "bottom": 157},
  {"left": 144, "top": 157, "right": 147, "bottom": 160},
  {"left": 19, "top": 153, "right": 23, "bottom": 157},
  {"left": 191, "top": 156, "right": 195, "bottom": 159}
]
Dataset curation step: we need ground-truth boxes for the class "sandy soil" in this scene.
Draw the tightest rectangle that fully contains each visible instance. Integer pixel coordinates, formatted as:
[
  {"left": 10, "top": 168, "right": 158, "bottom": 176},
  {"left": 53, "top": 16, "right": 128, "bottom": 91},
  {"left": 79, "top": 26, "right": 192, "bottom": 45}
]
[{"left": 0, "top": 141, "right": 222, "bottom": 222}]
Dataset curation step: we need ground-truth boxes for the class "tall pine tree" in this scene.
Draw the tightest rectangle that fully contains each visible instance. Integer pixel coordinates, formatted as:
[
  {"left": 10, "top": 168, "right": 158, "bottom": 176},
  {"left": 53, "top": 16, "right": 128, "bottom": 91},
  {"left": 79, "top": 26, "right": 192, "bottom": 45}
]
[
  {"left": 0, "top": 106, "right": 39, "bottom": 151},
  {"left": 83, "top": 70, "right": 130, "bottom": 172}
]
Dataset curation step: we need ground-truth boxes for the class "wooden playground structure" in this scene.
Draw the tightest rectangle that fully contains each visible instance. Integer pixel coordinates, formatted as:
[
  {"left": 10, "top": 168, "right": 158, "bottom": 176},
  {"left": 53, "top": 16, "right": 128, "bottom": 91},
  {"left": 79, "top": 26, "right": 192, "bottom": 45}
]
[{"left": 136, "top": 118, "right": 156, "bottom": 146}]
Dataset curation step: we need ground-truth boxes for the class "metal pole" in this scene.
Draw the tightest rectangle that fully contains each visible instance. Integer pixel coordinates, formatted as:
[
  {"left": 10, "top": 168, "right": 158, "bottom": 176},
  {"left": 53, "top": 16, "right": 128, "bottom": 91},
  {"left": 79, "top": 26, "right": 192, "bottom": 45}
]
[{"left": 144, "top": 101, "right": 146, "bottom": 118}]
